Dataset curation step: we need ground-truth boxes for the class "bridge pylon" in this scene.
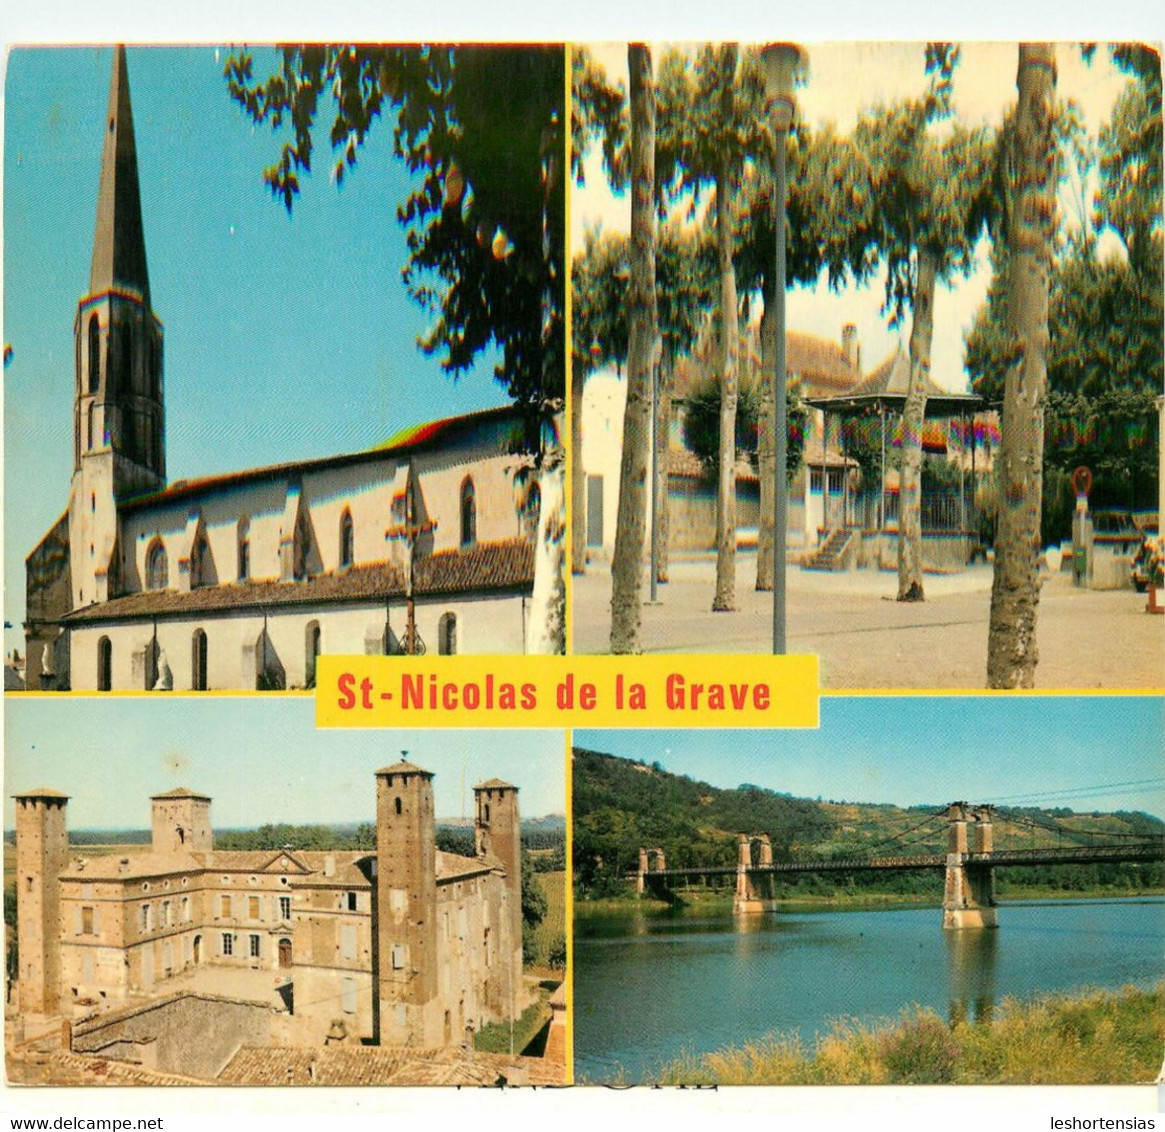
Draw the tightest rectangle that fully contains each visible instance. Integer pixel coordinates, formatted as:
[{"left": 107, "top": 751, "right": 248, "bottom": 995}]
[
  {"left": 942, "top": 803, "right": 998, "bottom": 929},
  {"left": 637, "top": 847, "right": 670, "bottom": 900},
  {"left": 733, "top": 833, "right": 777, "bottom": 914}
]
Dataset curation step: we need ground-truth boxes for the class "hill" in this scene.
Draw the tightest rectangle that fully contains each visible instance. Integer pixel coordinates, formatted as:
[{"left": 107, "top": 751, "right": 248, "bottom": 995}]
[{"left": 572, "top": 747, "right": 1163, "bottom": 899}]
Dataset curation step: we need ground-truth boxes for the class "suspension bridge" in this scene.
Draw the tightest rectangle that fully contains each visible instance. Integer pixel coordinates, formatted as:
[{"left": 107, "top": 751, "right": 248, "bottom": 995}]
[{"left": 630, "top": 802, "right": 1163, "bottom": 928}]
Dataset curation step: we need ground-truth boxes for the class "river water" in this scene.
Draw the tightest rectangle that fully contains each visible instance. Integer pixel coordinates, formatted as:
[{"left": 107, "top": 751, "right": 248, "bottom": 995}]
[{"left": 573, "top": 897, "right": 1164, "bottom": 1081}]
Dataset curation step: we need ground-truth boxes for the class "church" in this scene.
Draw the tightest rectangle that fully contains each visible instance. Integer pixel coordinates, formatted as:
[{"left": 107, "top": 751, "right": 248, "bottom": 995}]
[
  {"left": 13, "top": 761, "right": 526, "bottom": 1056},
  {"left": 24, "top": 48, "right": 546, "bottom": 692}
]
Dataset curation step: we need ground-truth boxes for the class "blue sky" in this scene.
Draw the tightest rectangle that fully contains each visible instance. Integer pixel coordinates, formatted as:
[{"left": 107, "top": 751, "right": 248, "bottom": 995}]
[
  {"left": 3, "top": 46, "right": 509, "bottom": 644},
  {"left": 4, "top": 695, "right": 565, "bottom": 828},
  {"left": 576, "top": 695, "right": 1165, "bottom": 818}
]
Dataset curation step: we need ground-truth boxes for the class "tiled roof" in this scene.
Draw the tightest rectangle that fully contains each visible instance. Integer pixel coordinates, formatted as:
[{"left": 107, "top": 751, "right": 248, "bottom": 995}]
[
  {"left": 119, "top": 406, "right": 524, "bottom": 514},
  {"left": 150, "top": 787, "right": 211, "bottom": 800},
  {"left": 61, "top": 851, "right": 204, "bottom": 881},
  {"left": 294, "top": 850, "right": 372, "bottom": 888},
  {"left": 376, "top": 759, "right": 432, "bottom": 777},
  {"left": 474, "top": 777, "right": 516, "bottom": 790},
  {"left": 435, "top": 850, "right": 494, "bottom": 882},
  {"left": 667, "top": 449, "right": 759, "bottom": 482},
  {"left": 805, "top": 347, "right": 981, "bottom": 416},
  {"left": 6, "top": 1047, "right": 209, "bottom": 1087},
  {"left": 12, "top": 787, "right": 69, "bottom": 800},
  {"left": 218, "top": 1044, "right": 566, "bottom": 1086},
  {"left": 62, "top": 540, "right": 535, "bottom": 625},
  {"left": 673, "top": 329, "right": 860, "bottom": 401}
]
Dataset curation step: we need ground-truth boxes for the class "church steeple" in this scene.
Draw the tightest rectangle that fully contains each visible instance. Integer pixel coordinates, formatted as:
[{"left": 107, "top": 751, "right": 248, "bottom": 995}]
[
  {"left": 89, "top": 45, "right": 150, "bottom": 303},
  {"left": 72, "top": 45, "right": 164, "bottom": 495}
]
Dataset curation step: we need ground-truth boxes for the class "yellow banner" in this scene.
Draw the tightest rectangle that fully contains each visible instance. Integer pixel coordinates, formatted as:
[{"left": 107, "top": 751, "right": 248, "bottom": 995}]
[{"left": 316, "top": 654, "right": 818, "bottom": 729}]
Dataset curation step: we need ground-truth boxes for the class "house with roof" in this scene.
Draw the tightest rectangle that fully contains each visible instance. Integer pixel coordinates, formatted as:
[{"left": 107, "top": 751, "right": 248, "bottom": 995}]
[
  {"left": 579, "top": 320, "right": 864, "bottom": 559},
  {"left": 12, "top": 761, "right": 527, "bottom": 1065},
  {"left": 23, "top": 49, "right": 544, "bottom": 692}
]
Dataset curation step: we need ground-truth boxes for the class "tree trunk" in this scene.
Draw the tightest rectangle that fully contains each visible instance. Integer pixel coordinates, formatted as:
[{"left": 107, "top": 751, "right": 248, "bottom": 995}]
[
  {"left": 712, "top": 57, "right": 739, "bottom": 613},
  {"left": 897, "top": 248, "right": 937, "bottom": 602},
  {"left": 570, "top": 362, "right": 587, "bottom": 575},
  {"left": 525, "top": 458, "right": 566, "bottom": 654},
  {"left": 609, "top": 45, "right": 657, "bottom": 653},
  {"left": 656, "top": 351, "right": 674, "bottom": 583},
  {"left": 756, "top": 276, "right": 776, "bottom": 591},
  {"left": 987, "top": 44, "right": 1056, "bottom": 688}
]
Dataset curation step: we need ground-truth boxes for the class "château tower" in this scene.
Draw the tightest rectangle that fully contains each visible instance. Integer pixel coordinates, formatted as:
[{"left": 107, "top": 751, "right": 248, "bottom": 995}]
[
  {"left": 13, "top": 790, "right": 70, "bottom": 1015},
  {"left": 374, "top": 758, "right": 439, "bottom": 1045},
  {"left": 473, "top": 778, "right": 523, "bottom": 1016},
  {"left": 69, "top": 45, "right": 165, "bottom": 609},
  {"left": 150, "top": 788, "right": 213, "bottom": 855}
]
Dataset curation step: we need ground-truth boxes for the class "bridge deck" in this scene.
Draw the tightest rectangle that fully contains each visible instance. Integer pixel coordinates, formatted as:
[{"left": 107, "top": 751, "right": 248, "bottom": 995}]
[{"left": 634, "top": 841, "right": 1163, "bottom": 881}]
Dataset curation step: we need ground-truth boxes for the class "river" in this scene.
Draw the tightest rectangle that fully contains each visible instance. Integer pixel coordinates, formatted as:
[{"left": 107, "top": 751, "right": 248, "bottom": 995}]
[{"left": 572, "top": 897, "right": 1164, "bottom": 1082}]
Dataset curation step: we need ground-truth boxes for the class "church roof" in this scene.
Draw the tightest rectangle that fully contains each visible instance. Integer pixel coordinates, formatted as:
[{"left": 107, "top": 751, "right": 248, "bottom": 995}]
[
  {"left": 89, "top": 46, "right": 150, "bottom": 304},
  {"left": 118, "top": 405, "right": 523, "bottom": 515},
  {"left": 62, "top": 539, "right": 535, "bottom": 624}
]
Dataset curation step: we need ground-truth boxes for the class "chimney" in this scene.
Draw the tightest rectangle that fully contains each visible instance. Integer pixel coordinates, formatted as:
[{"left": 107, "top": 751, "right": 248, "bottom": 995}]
[{"left": 842, "top": 323, "right": 860, "bottom": 373}]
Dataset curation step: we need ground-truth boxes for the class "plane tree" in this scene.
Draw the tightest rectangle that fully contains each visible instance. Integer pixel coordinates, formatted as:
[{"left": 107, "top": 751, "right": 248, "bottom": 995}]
[{"left": 852, "top": 47, "right": 994, "bottom": 602}]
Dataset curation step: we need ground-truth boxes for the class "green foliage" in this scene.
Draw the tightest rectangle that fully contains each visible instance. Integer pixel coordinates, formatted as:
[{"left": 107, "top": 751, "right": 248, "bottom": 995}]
[
  {"left": 966, "top": 55, "right": 1162, "bottom": 540},
  {"left": 546, "top": 931, "right": 567, "bottom": 971},
  {"left": 571, "top": 47, "right": 628, "bottom": 190},
  {"left": 659, "top": 984, "right": 1165, "bottom": 1085},
  {"left": 521, "top": 850, "right": 548, "bottom": 932},
  {"left": 225, "top": 45, "right": 565, "bottom": 440},
  {"left": 682, "top": 373, "right": 807, "bottom": 475}
]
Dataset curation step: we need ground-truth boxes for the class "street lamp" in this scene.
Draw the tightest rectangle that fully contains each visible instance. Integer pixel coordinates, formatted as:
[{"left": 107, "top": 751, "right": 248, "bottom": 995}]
[{"left": 761, "top": 42, "right": 806, "bottom": 655}]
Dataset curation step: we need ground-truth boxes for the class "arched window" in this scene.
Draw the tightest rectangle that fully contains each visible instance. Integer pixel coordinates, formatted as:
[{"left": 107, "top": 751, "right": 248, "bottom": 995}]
[
  {"left": 237, "top": 519, "right": 250, "bottom": 582},
  {"left": 88, "top": 314, "right": 101, "bottom": 393},
  {"left": 460, "top": 477, "right": 476, "bottom": 548},
  {"left": 191, "top": 630, "right": 208, "bottom": 691},
  {"left": 145, "top": 539, "right": 168, "bottom": 591},
  {"left": 305, "top": 621, "right": 321, "bottom": 689},
  {"left": 339, "top": 510, "right": 354, "bottom": 570},
  {"left": 438, "top": 612, "right": 457, "bottom": 656},
  {"left": 97, "top": 637, "right": 112, "bottom": 691},
  {"left": 190, "top": 531, "right": 209, "bottom": 588}
]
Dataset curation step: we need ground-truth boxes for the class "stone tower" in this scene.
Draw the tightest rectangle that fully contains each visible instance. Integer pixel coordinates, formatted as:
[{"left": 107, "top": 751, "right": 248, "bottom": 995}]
[
  {"left": 474, "top": 778, "right": 523, "bottom": 1015},
  {"left": 13, "top": 789, "right": 70, "bottom": 1015},
  {"left": 69, "top": 45, "right": 165, "bottom": 610},
  {"left": 374, "top": 759, "right": 438, "bottom": 1045},
  {"left": 150, "top": 788, "right": 213, "bottom": 855}
]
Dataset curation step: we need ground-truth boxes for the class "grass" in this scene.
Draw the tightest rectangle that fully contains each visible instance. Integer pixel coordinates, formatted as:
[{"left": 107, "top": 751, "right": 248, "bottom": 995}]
[
  {"left": 475, "top": 989, "right": 552, "bottom": 1056},
  {"left": 657, "top": 983, "right": 1165, "bottom": 1086}
]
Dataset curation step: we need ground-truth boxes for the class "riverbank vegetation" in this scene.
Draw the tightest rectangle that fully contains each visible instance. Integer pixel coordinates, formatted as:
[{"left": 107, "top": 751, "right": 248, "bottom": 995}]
[{"left": 658, "top": 983, "right": 1164, "bottom": 1085}]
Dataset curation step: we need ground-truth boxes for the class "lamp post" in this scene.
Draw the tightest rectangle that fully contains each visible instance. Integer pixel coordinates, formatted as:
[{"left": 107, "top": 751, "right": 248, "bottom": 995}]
[{"left": 761, "top": 43, "right": 805, "bottom": 655}]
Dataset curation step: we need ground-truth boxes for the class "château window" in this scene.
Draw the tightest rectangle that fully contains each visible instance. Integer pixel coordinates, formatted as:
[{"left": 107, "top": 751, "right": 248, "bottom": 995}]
[
  {"left": 339, "top": 510, "right": 354, "bottom": 569},
  {"left": 221, "top": 933, "right": 233, "bottom": 957},
  {"left": 249, "top": 933, "right": 261, "bottom": 959},
  {"left": 145, "top": 539, "right": 168, "bottom": 590},
  {"left": 460, "top": 477, "right": 476, "bottom": 548},
  {"left": 279, "top": 896, "right": 292, "bottom": 921}
]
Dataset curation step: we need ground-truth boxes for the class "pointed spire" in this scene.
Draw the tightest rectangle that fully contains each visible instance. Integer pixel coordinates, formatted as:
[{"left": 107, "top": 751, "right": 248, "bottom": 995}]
[{"left": 89, "top": 46, "right": 150, "bottom": 303}]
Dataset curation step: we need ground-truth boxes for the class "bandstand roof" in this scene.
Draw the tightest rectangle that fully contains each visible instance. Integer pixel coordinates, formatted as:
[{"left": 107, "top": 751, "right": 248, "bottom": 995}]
[{"left": 804, "top": 348, "right": 981, "bottom": 418}]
